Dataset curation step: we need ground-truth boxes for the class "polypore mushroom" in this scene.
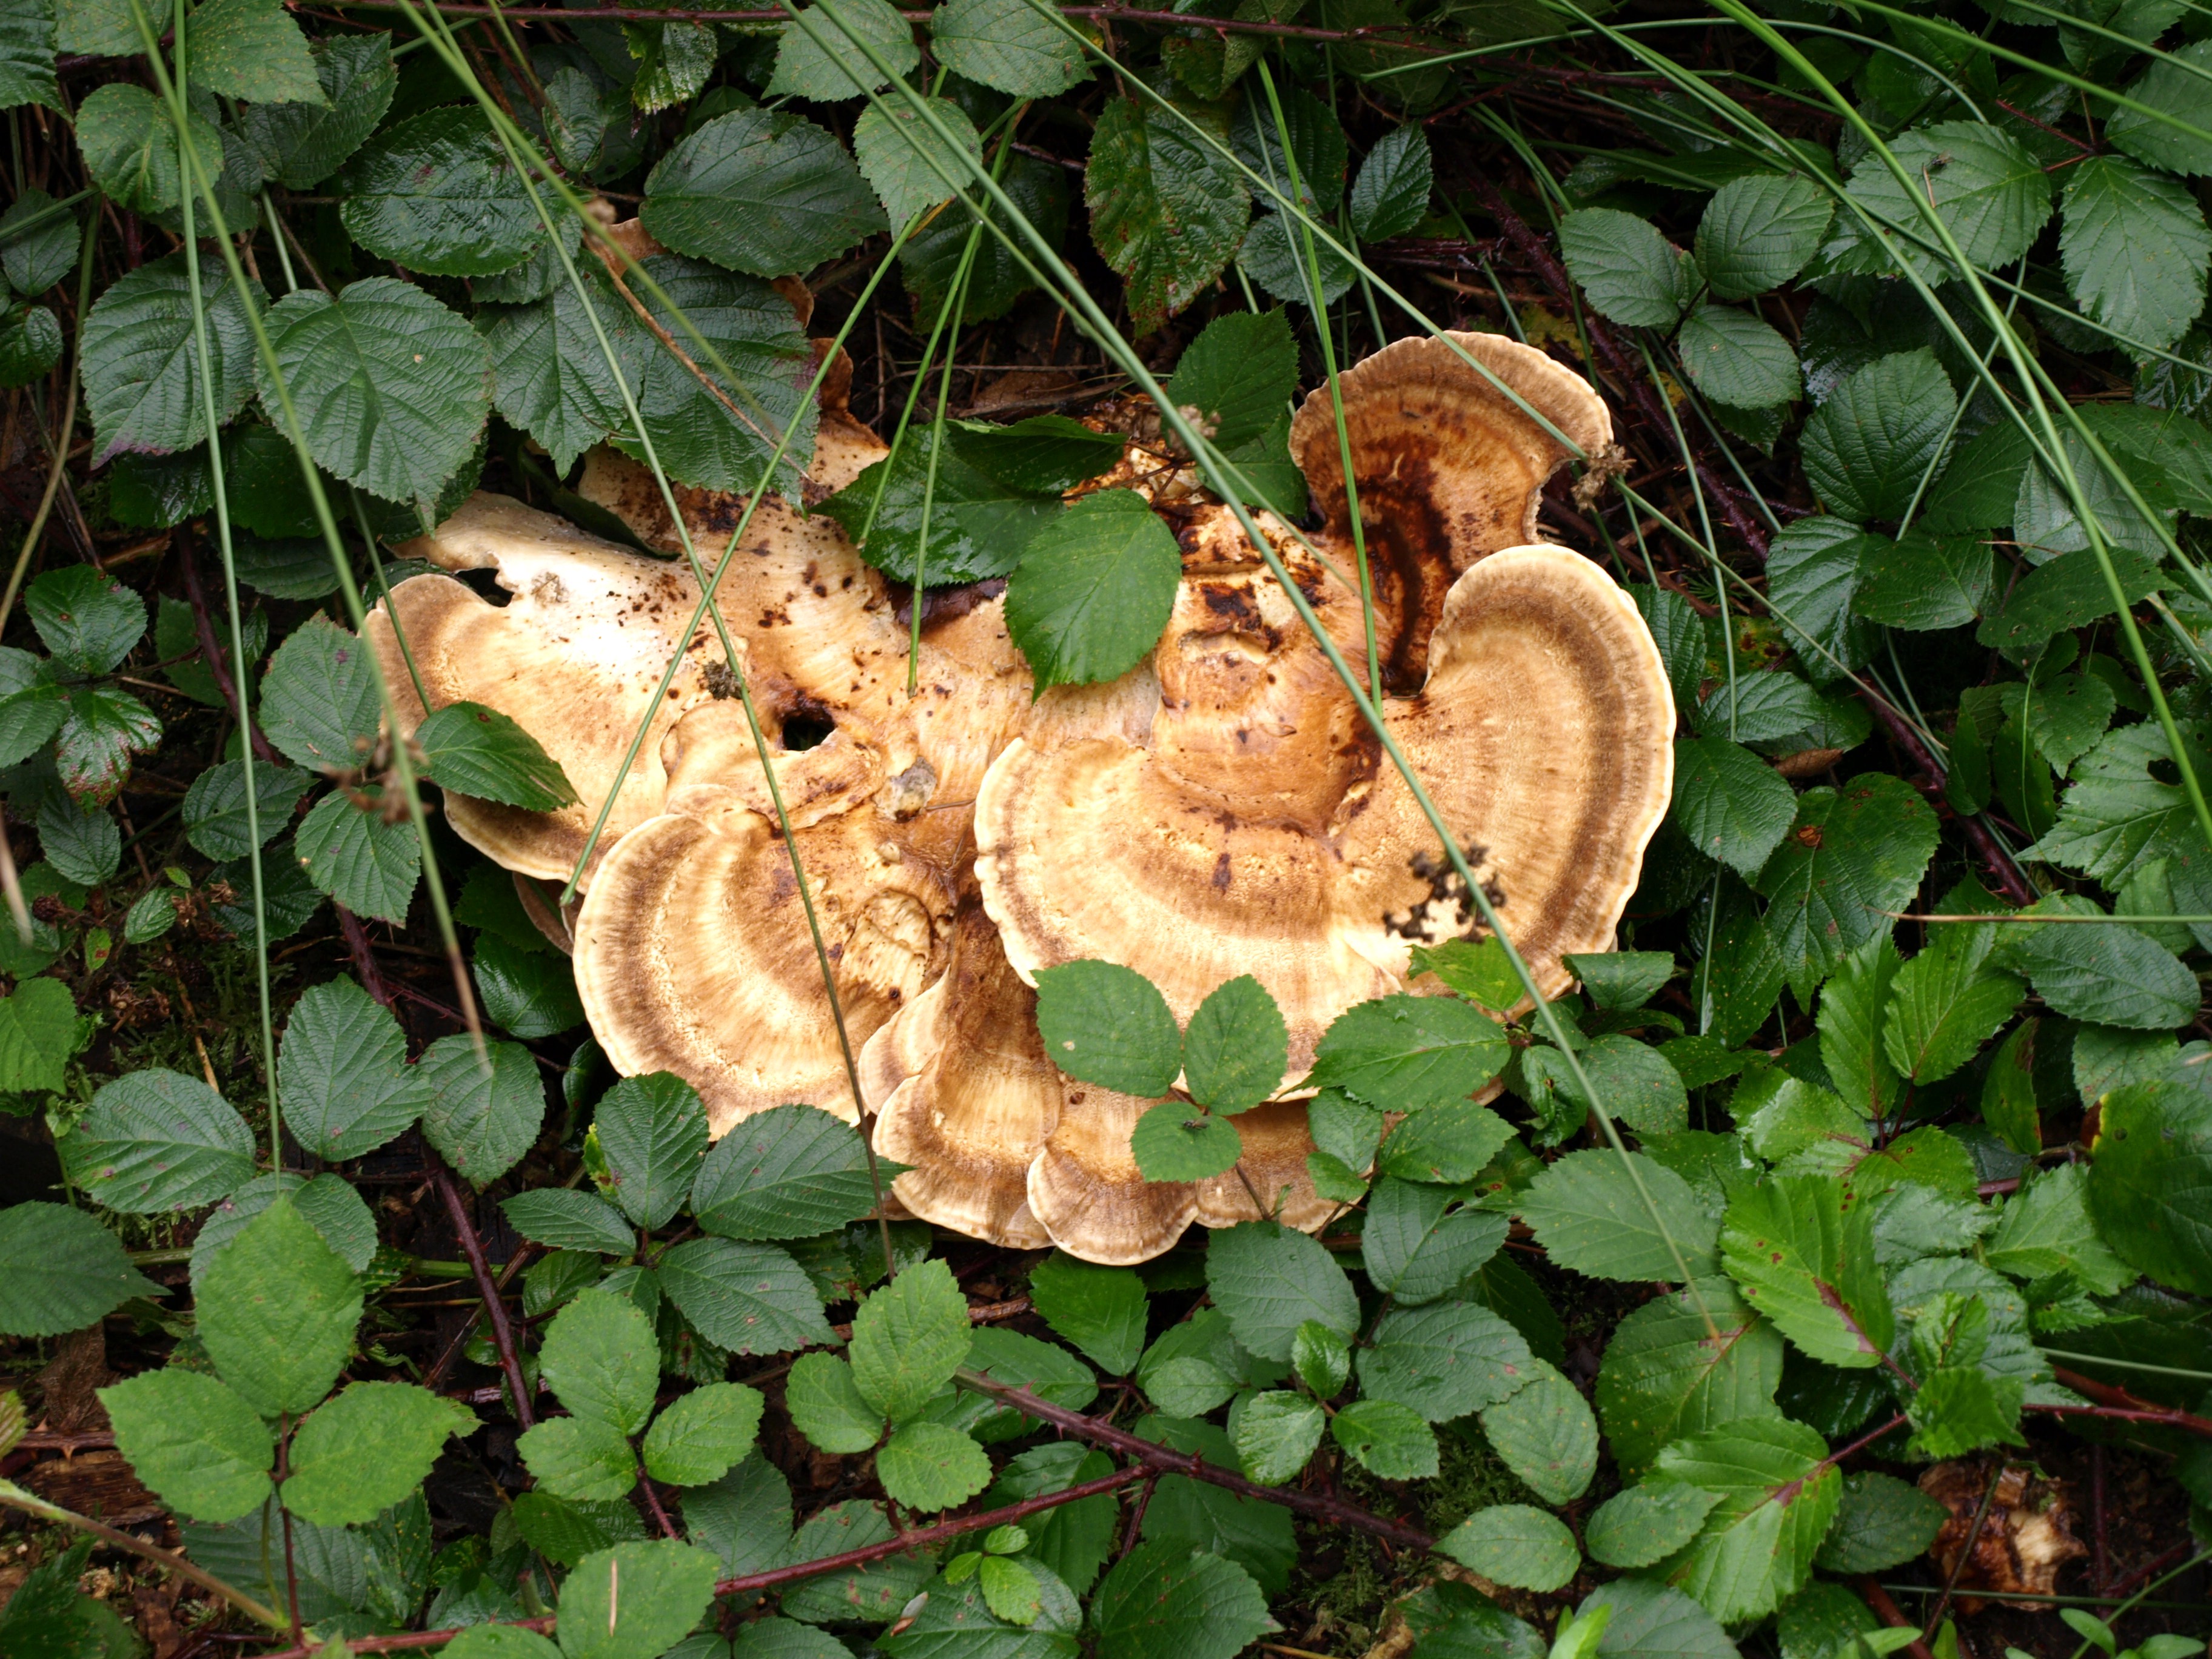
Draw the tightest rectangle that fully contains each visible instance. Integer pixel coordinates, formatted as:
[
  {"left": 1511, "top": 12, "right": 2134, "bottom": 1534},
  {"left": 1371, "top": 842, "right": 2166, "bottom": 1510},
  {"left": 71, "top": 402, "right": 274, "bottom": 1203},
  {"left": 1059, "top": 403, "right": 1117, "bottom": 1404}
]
[{"left": 862, "top": 332, "right": 1670, "bottom": 1261}]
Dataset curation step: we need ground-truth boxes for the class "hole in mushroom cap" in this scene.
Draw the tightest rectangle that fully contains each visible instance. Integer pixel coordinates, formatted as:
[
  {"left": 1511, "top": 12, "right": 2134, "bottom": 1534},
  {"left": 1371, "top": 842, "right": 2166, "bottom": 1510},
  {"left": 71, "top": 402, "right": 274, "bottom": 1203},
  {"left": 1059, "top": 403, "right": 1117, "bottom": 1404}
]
[
  {"left": 452, "top": 568, "right": 512, "bottom": 607},
  {"left": 780, "top": 714, "right": 836, "bottom": 752}
]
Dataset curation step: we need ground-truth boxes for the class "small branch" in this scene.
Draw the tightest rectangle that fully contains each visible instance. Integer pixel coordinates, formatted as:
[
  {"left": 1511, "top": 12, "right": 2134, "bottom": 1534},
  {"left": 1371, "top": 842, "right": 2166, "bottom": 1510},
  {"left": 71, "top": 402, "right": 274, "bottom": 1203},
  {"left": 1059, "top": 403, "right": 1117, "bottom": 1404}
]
[
  {"left": 954, "top": 1368, "right": 1435, "bottom": 1549},
  {"left": 637, "top": 1462, "right": 681, "bottom": 1539},
  {"left": 245, "top": 1464, "right": 1151, "bottom": 1659},
  {"left": 337, "top": 904, "right": 396, "bottom": 1011},
  {"left": 2046, "top": 1366, "right": 2212, "bottom": 1439},
  {"left": 0, "top": 1480, "right": 290, "bottom": 1632},
  {"left": 434, "top": 1167, "right": 535, "bottom": 1430},
  {"left": 1859, "top": 1578, "right": 1937, "bottom": 1659},
  {"left": 1922, "top": 1461, "right": 2006, "bottom": 1641},
  {"left": 177, "top": 525, "right": 280, "bottom": 768},
  {"left": 1854, "top": 687, "right": 2037, "bottom": 907},
  {"left": 322, "top": 0, "right": 1450, "bottom": 47}
]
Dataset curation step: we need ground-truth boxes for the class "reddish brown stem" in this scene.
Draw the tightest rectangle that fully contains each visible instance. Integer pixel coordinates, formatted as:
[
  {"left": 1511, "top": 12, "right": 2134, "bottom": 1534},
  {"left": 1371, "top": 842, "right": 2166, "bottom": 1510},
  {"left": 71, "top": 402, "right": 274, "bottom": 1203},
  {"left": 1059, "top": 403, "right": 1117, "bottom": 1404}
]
[
  {"left": 1859, "top": 1578, "right": 1937, "bottom": 1659},
  {"left": 637, "top": 1463, "right": 680, "bottom": 1539},
  {"left": 315, "top": 0, "right": 1447, "bottom": 46},
  {"left": 955, "top": 1368, "right": 1435, "bottom": 1549},
  {"left": 176, "top": 524, "right": 279, "bottom": 766},
  {"left": 434, "top": 1167, "right": 534, "bottom": 1430},
  {"left": 337, "top": 904, "right": 395, "bottom": 1011},
  {"left": 2048, "top": 1366, "right": 2212, "bottom": 1439},
  {"left": 245, "top": 1464, "right": 1151, "bottom": 1659},
  {"left": 1853, "top": 686, "right": 2037, "bottom": 907}
]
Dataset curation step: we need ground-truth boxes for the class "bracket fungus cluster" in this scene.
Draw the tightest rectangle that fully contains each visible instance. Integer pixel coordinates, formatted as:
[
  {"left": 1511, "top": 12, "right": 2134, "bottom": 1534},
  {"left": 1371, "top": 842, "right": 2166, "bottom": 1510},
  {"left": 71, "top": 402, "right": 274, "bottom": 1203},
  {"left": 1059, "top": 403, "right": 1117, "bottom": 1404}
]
[{"left": 370, "top": 326, "right": 1675, "bottom": 1265}]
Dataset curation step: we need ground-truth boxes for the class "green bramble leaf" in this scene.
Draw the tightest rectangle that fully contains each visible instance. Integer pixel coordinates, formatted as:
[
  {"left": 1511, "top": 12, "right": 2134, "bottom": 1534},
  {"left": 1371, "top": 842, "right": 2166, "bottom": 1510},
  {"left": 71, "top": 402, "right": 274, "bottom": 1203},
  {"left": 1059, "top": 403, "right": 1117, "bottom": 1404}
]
[
  {"left": 853, "top": 98, "right": 980, "bottom": 233},
  {"left": 257, "top": 276, "right": 492, "bottom": 517},
  {"left": 338, "top": 106, "right": 546, "bottom": 277},
  {"left": 641, "top": 1383, "right": 765, "bottom": 1487},
  {"left": 278, "top": 975, "right": 429, "bottom": 1161},
  {"left": 691, "top": 1103, "right": 891, "bottom": 1242},
  {"left": 1230, "top": 1390, "right": 1324, "bottom": 1484},
  {"left": 1089, "top": 1544, "right": 1270, "bottom": 1659},
  {"left": 1676, "top": 304, "right": 1799, "bottom": 409},
  {"left": 2086, "top": 1080, "right": 2212, "bottom": 1295},
  {"left": 1332, "top": 1398, "right": 1439, "bottom": 1481},
  {"left": 1031, "top": 957, "right": 1181, "bottom": 1098},
  {"left": 557, "top": 1543, "right": 721, "bottom": 1659},
  {"left": 1435, "top": 1504, "right": 1580, "bottom": 1592},
  {"left": 851, "top": 1258, "right": 972, "bottom": 1423},
  {"left": 876, "top": 1420, "right": 993, "bottom": 1512},
  {"left": 1695, "top": 172, "right": 1831, "bottom": 299},
  {"left": 1520, "top": 1148, "right": 1718, "bottom": 1283},
  {"left": 1558, "top": 207, "right": 1696, "bottom": 329},
  {"left": 416, "top": 702, "right": 578, "bottom": 811},
  {"left": 1585, "top": 1481, "right": 1721, "bottom": 1569},
  {"left": 196, "top": 1196, "right": 363, "bottom": 1416},
  {"left": 642, "top": 107, "right": 883, "bottom": 279},
  {"left": 189, "top": 0, "right": 323, "bottom": 105},
  {"left": 1798, "top": 350, "right": 1956, "bottom": 522},
  {"left": 74, "top": 84, "right": 222, "bottom": 218},
  {"left": 1813, "top": 1472, "right": 1947, "bottom": 1574},
  {"left": 2060, "top": 155, "right": 2212, "bottom": 355},
  {"left": 1207, "top": 1221, "right": 1358, "bottom": 1362},
  {"left": 930, "top": 0, "right": 1091, "bottom": 96},
  {"left": 768, "top": 0, "right": 919, "bottom": 100},
  {"left": 785, "top": 1353, "right": 883, "bottom": 1455},
  {"left": 1829, "top": 122, "right": 2050, "bottom": 284},
  {"left": 540, "top": 1287, "right": 660, "bottom": 1433},
  {"left": 418, "top": 1034, "right": 546, "bottom": 1188},
  {"left": 657, "top": 1236, "right": 835, "bottom": 1357},
  {"left": 284, "top": 1383, "right": 476, "bottom": 1526},
  {"left": 62, "top": 1068, "right": 256, "bottom": 1212},
  {"left": 1479, "top": 1359, "right": 1597, "bottom": 1504},
  {"left": 594, "top": 1071, "right": 710, "bottom": 1229},
  {"left": 1594, "top": 1276, "right": 1783, "bottom": 1479},
  {"left": 1130, "top": 1103, "right": 1242, "bottom": 1181},
  {"left": 1851, "top": 531, "right": 1994, "bottom": 631},
  {"left": 1652, "top": 1417, "right": 1838, "bottom": 1623},
  {"left": 295, "top": 790, "right": 420, "bottom": 925},
  {"left": 1349, "top": 124, "right": 1433, "bottom": 243},
  {"left": 1669, "top": 736, "right": 1795, "bottom": 880},
  {"left": 233, "top": 33, "right": 395, "bottom": 189},
  {"left": 1720, "top": 1174, "right": 1893, "bottom": 1367},
  {"left": 1085, "top": 98, "right": 1250, "bottom": 335},
  {"left": 0, "top": 1204, "right": 157, "bottom": 1339},
  {"left": 1028, "top": 1254, "right": 1148, "bottom": 1376},
  {"left": 1005, "top": 490, "right": 1184, "bottom": 691},
  {"left": 80, "top": 253, "right": 263, "bottom": 466},
  {"left": 100, "top": 1368, "right": 273, "bottom": 1523}
]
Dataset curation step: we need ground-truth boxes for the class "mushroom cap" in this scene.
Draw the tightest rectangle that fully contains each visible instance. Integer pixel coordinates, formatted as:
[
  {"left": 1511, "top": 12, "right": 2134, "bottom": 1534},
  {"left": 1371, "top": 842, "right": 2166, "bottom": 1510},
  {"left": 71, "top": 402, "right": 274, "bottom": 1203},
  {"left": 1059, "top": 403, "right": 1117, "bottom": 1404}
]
[
  {"left": 1334, "top": 545, "right": 1677, "bottom": 999},
  {"left": 1290, "top": 330, "right": 1612, "bottom": 691},
  {"left": 865, "top": 882, "right": 1055, "bottom": 1251},
  {"left": 1025, "top": 1087, "right": 1201, "bottom": 1268},
  {"left": 974, "top": 550, "right": 1395, "bottom": 1088},
  {"left": 367, "top": 494, "right": 721, "bottom": 884},
  {"left": 573, "top": 803, "right": 954, "bottom": 1130}
]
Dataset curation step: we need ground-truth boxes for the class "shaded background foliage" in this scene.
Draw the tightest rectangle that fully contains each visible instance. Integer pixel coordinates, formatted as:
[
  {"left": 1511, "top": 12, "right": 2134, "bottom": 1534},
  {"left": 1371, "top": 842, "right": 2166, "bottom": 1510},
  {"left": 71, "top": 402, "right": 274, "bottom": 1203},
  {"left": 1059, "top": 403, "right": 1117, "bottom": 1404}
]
[{"left": 0, "top": 0, "right": 2210, "bottom": 1656}]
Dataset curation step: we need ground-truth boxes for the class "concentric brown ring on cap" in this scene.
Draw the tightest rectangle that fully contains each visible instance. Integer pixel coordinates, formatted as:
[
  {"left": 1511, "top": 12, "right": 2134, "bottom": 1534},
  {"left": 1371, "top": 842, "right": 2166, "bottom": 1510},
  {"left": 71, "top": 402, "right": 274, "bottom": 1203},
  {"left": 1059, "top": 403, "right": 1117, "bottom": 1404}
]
[
  {"left": 1290, "top": 330, "right": 1612, "bottom": 692},
  {"left": 573, "top": 805, "right": 954, "bottom": 1131},
  {"left": 1333, "top": 544, "right": 1678, "bottom": 1000}
]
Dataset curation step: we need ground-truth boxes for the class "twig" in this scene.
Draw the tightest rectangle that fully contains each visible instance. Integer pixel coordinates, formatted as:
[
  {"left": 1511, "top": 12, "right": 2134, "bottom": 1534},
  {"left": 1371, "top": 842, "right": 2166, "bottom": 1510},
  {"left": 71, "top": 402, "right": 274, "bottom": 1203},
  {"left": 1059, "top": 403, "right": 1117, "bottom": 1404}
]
[
  {"left": 244, "top": 1463, "right": 1151, "bottom": 1659},
  {"left": 337, "top": 904, "right": 396, "bottom": 1011},
  {"left": 2046, "top": 1367, "right": 2212, "bottom": 1439},
  {"left": 0, "top": 1479, "right": 289, "bottom": 1631},
  {"left": 1860, "top": 1578, "right": 1937, "bottom": 1659},
  {"left": 434, "top": 1167, "right": 535, "bottom": 1429},
  {"left": 1854, "top": 685, "right": 2039, "bottom": 907},
  {"left": 954, "top": 1368, "right": 1435, "bottom": 1549},
  {"left": 176, "top": 525, "right": 280, "bottom": 768}
]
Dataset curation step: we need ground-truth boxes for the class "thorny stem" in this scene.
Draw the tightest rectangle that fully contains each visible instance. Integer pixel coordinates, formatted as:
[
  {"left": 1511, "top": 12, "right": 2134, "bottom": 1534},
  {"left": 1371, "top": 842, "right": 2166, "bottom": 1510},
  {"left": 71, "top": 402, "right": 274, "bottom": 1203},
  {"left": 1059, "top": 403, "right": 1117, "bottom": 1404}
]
[
  {"left": 1860, "top": 1578, "right": 1939, "bottom": 1659},
  {"left": 0, "top": 1481, "right": 290, "bottom": 1631},
  {"left": 435, "top": 1167, "right": 535, "bottom": 1430},
  {"left": 0, "top": 195, "right": 99, "bottom": 648},
  {"left": 337, "top": 905, "right": 397, "bottom": 1012},
  {"left": 242, "top": 1464, "right": 1153, "bottom": 1659},
  {"left": 1852, "top": 685, "right": 2038, "bottom": 907},
  {"left": 317, "top": 0, "right": 1449, "bottom": 45},
  {"left": 954, "top": 1368, "right": 1435, "bottom": 1548},
  {"left": 2046, "top": 1367, "right": 2212, "bottom": 1439}
]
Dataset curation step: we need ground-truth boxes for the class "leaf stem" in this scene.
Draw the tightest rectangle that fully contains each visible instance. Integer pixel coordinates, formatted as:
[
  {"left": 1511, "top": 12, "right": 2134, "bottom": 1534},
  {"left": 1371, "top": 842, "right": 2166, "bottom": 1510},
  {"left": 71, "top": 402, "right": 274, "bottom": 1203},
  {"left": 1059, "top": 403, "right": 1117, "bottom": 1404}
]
[{"left": 0, "top": 1480, "right": 290, "bottom": 1632}]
